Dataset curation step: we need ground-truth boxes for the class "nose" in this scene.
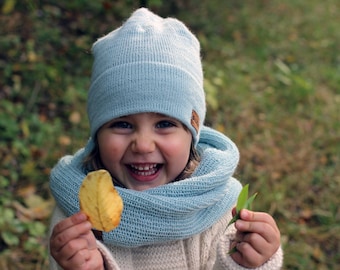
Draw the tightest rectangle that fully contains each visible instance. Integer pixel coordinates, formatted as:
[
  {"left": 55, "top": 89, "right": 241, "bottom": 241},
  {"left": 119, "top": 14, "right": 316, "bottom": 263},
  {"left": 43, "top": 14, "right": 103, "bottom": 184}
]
[{"left": 131, "top": 132, "right": 156, "bottom": 154}]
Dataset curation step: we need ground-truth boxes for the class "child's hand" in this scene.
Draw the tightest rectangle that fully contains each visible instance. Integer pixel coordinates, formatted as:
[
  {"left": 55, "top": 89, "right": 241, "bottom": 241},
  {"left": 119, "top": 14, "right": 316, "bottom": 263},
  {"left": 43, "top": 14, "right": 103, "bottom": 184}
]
[
  {"left": 50, "top": 212, "right": 104, "bottom": 270},
  {"left": 230, "top": 208, "right": 281, "bottom": 268}
]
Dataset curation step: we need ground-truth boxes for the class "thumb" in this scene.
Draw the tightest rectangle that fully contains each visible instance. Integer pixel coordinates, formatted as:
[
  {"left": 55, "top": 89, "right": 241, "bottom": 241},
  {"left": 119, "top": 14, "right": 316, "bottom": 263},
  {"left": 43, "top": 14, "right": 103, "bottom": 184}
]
[{"left": 231, "top": 206, "right": 237, "bottom": 217}]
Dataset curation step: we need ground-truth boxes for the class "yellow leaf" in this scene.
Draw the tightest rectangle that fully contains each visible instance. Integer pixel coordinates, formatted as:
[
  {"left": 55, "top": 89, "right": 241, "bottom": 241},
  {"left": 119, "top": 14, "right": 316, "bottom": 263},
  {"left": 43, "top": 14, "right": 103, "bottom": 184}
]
[
  {"left": 22, "top": 160, "right": 36, "bottom": 177},
  {"left": 20, "top": 120, "right": 30, "bottom": 138},
  {"left": 2, "top": 0, "right": 16, "bottom": 14},
  {"left": 27, "top": 51, "right": 38, "bottom": 62},
  {"left": 69, "top": 111, "right": 81, "bottom": 124},
  {"left": 58, "top": 135, "right": 71, "bottom": 146},
  {"left": 13, "top": 195, "right": 54, "bottom": 221},
  {"left": 16, "top": 185, "right": 36, "bottom": 198},
  {"left": 79, "top": 170, "right": 123, "bottom": 232}
]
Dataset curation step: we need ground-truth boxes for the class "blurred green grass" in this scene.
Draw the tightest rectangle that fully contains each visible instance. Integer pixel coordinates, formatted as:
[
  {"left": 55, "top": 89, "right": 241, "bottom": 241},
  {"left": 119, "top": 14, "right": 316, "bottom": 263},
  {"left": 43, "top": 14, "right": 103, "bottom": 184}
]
[{"left": 1, "top": 0, "right": 339, "bottom": 269}]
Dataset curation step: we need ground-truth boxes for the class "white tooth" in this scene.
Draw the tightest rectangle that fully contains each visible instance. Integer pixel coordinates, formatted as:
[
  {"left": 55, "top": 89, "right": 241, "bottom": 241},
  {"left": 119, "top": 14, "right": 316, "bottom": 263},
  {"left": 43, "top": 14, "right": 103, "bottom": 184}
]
[{"left": 131, "top": 164, "right": 157, "bottom": 172}]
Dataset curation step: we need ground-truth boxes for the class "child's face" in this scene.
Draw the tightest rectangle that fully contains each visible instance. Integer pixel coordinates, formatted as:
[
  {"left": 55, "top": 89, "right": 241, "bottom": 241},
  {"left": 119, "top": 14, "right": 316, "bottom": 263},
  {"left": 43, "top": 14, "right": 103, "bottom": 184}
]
[{"left": 97, "top": 113, "right": 192, "bottom": 191}]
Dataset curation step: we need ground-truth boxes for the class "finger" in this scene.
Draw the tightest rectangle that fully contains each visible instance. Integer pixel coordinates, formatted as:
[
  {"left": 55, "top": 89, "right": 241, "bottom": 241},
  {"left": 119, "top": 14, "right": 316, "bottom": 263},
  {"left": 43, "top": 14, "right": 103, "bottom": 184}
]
[
  {"left": 50, "top": 219, "right": 92, "bottom": 252},
  {"left": 61, "top": 248, "right": 91, "bottom": 270},
  {"left": 231, "top": 241, "right": 265, "bottom": 268},
  {"left": 240, "top": 210, "right": 279, "bottom": 233},
  {"left": 238, "top": 210, "right": 280, "bottom": 236},
  {"left": 241, "top": 231, "right": 272, "bottom": 256},
  {"left": 234, "top": 230, "right": 245, "bottom": 242},
  {"left": 234, "top": 229, "right": 269, "bottom": 254},
  {"left": 60, "top": 237, "right": 91, "bottom": 260},
  {"left": 51, "top": 238, "right": 89, "bottom": 269},
  {"left": 84, "top": 249, "right": 104, "bottom": 270},
  {"left": 52, "top": 212, "right": 88, "bottom": 235},
  {"left": 235, "top": 219, "right": 278, "bottom": 244},
  {"left": 231, "top": 207, "right": 237, "bottom": 216},
  {"left": 79, "top": 230, "right": 98, "bottom": 250},
  {"left": 65, "top": 249, "right": 103, "bottom": 270}
]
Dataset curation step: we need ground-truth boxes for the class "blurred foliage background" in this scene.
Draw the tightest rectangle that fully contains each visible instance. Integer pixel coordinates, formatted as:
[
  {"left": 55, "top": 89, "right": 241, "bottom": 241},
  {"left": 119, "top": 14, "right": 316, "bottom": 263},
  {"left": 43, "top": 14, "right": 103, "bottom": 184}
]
[{"left": 1, "top": 0, "right": 339, "bottom": 269}]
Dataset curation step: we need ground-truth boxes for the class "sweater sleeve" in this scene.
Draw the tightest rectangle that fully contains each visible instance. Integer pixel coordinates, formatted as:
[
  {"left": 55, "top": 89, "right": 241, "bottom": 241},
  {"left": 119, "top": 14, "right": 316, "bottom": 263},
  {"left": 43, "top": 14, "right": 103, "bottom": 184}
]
[
  {"left": 96, "top": 240, "right": 121, "bottom": 270},
  {"left": 214, "top": 226, "right": 283, "bottom": 270},
  {"left": 48, "top": 206, "right": 121, "bottom": 270}
]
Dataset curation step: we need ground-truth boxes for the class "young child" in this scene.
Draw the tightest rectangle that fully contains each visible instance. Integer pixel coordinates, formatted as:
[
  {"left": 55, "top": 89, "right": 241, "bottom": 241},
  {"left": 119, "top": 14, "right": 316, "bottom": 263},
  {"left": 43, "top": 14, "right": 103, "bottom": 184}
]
[{"left": 49, "top": 8, "right": 283, "bottom": 270}]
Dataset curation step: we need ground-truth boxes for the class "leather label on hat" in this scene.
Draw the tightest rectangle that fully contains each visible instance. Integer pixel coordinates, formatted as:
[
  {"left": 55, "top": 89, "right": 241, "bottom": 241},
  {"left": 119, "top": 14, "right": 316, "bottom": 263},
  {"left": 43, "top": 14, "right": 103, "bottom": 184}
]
[{"left": 191, "top": 110, "right": 200, "bottom": 134}]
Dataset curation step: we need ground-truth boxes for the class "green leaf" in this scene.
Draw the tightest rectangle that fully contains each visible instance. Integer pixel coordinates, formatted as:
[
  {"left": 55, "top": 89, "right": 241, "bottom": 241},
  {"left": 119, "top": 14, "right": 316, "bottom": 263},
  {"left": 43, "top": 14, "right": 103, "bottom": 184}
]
[
  {"left": 226, "top": 185, "right": 256, "bottom": 227},
  {"left": 227, "top": 212, "right": 240, "bottom": 227},
  {"left": 236, "top": 184, "right": 249, "bottom": 212},
  {"left": 1, "top": 231, "right": 19, "bottom": 246},
  {"left": 228, "top": 246, "right": 238, "bottom": 255},
  {"left": 245, "top": 192, "right": 258, "bottom": 210},
  {"left": 28, "top": 221, "right": 46, "bottom": 237},
  {"left": 227, "top": 184, "right": 255, "bottom": 227},
  {"left": 2, "top": 0, "right": 16, "bottom": 14},
  {"left": 226, "top": 184, "right": 258, "bottom": 254}
]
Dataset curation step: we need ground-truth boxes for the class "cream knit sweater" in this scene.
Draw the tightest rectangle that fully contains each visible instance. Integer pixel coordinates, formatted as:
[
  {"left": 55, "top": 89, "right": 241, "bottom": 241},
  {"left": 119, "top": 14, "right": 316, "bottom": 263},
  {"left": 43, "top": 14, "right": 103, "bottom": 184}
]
[{"left": 49, "top": 206, "right": 283, "bottom": 270}]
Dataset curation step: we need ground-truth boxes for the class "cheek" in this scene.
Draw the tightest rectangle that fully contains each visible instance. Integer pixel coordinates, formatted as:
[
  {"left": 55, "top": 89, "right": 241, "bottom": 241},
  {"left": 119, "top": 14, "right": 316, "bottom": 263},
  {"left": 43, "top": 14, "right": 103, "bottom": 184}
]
[
  {"left": 97, "top": 133, "right": 124, "bottom": 164},
  {"left": 165, "top": 134, "right": 192, "bottom": 166}
]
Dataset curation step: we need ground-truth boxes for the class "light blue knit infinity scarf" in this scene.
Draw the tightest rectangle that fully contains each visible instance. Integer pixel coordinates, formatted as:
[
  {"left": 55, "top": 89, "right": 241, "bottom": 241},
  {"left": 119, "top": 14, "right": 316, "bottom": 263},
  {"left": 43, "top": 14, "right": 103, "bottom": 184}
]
[{"left": 50, "top": 126, "right": 242, "bottom": 247}]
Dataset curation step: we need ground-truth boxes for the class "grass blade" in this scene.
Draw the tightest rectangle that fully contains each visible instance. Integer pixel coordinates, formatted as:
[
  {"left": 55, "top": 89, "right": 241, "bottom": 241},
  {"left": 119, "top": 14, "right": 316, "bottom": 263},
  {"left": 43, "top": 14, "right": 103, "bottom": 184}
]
[
  {"left": 245, "top": 192, "right": 258, "bottom": 210},
  {"left": 226, "top": 184, "right": 258, "bottom": 254},
  {"left": 236, "top": 184, "right": 249, "bottom": 212},
  {"left": 228, "top": 246, "right": 238, "bottom": 255}
]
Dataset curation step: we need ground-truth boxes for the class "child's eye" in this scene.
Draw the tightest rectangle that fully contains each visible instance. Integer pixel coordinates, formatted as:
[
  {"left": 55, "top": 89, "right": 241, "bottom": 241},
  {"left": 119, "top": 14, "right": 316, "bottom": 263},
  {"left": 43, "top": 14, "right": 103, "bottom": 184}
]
[
  {"left": 109, "top": 121, "right": 132, "bottom": 129},
  {"left": 156, "top": 120, "right": 176, "bottom": 129}
]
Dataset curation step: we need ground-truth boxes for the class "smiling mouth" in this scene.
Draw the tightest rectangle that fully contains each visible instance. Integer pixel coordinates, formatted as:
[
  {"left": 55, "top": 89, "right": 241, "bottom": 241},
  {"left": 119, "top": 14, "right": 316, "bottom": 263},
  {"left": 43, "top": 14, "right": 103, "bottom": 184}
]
[{"left": 128, "top": 163, "right": 161, "bottom": 176}]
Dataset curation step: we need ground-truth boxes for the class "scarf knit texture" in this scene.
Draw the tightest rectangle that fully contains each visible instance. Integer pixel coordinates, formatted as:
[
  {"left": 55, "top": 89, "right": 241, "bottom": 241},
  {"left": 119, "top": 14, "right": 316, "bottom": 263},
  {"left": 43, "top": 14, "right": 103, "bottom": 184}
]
[{"left": 50, "top": 126, "right": 242, "bottom": 247}]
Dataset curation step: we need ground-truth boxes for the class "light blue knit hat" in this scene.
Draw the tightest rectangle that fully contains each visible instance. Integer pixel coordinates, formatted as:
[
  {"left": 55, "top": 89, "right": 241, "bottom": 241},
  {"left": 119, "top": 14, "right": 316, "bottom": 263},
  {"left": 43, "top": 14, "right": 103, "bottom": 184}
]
[{"left": 87, "top": 8, "right": 205, "bottom": 145}]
